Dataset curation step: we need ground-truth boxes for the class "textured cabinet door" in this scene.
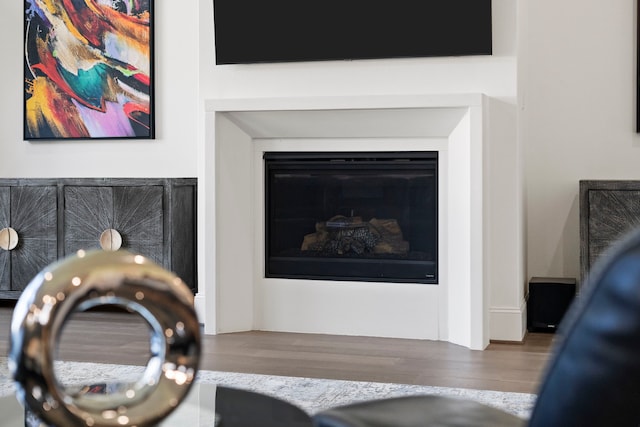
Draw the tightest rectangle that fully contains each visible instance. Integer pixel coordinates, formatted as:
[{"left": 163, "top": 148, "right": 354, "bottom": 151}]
[
  {"left": 11, "top": 186, "right": 58, "bottom": 291},
  {"left": 0, "top": 186, "right": 58, "bottom": 294},
  {"left": 580, "top": 181, "right": 640, "bottom": 284},
  {"left": 586, "top": 190, "right": 640, "bottom": 267},
  {"left": 0, "top": 187, "right": 10, "bottom": 290},
  {"left": 64, "top": 186, "right": 164, "bottom": 265},
  {"left": 170, "top": 182, "right": 197, "bottom": 291}
]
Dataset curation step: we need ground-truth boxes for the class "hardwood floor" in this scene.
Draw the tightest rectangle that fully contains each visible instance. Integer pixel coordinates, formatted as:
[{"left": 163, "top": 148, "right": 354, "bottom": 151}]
[{"left": 0, "top": 306, "right": 553, "bottom": 394}]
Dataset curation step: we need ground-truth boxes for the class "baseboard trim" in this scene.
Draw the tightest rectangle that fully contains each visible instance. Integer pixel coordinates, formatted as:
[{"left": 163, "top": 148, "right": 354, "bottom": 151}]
[
  {"left": 194, "top": 293, "right": 207, "bottom": 325},
  {"left": 490, "top": 338, "right": 525, "bottom": 345},
  {"left": 489, "top": 302, "right": 526, "bottom": 342}
]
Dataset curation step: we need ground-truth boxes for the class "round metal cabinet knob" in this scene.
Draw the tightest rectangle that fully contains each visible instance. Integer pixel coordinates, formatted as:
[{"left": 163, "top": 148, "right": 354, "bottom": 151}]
[
  {"left": 8, "top": 249, "right": 201, "bottom": 427},
  {"left": 99, "top": 229, "right": 123, "bottom": 251},
  {"left": 0, "top": 227, "right": 19, "bottom": 251}
]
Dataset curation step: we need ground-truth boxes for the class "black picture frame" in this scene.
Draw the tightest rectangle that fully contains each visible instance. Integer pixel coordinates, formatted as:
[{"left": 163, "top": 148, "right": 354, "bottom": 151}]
[{"left": 24, "top": 1, "right": 155, "bottom": 140}]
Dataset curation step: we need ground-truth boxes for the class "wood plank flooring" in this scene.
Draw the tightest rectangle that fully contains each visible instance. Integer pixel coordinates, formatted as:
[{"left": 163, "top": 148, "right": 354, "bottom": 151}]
[{"left": 0, "top": 306, "right": 553, "bottom": 394}]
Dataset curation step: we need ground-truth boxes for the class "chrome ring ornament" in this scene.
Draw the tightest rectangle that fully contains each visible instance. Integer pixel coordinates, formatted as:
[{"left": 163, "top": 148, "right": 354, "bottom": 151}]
[{"left": 8, "top": 249, "right": 201, "bottom": 427}]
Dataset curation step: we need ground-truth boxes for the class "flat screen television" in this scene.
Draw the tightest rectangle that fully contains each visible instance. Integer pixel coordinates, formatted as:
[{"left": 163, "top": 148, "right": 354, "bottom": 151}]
[{"left": 213, "top": 0, "right": 492, "bottom": 65}]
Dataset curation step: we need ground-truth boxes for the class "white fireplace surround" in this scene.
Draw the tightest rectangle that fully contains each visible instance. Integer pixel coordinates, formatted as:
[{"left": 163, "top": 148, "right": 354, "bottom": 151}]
[{"left": 198, "top": 94, "right": 525, "bottom": 351}]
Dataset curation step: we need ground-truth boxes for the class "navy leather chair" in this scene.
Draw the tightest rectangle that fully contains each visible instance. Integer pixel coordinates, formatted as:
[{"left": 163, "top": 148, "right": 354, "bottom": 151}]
[{"left": 313, "top": 228, "right": 640, "bottom": 427}]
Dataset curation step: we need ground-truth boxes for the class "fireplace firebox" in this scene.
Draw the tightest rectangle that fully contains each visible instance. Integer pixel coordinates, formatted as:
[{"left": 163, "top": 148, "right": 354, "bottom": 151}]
[{"left": 264, "top": 152, "right": 438, "bottom": 284}]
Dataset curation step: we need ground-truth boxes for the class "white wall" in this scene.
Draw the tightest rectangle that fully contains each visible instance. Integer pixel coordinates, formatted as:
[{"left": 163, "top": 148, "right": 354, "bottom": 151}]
[
  {"left": 198, "top": 0, "right": 518, "bottom": 100},
  {"left": 522, "top": 1, "right": 640, "bottom": 281},
  {"left": 0, "top": 3, "right": 198, "bottom": 178}
]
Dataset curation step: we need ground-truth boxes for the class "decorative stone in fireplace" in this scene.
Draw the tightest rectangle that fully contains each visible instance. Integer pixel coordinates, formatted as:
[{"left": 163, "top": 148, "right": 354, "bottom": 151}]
[{"left": 200, "top": 94, "right": 524, "bottom": 350}]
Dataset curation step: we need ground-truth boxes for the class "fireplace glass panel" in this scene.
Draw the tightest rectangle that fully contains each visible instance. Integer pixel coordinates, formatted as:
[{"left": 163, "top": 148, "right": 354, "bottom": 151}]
[{"left": 265, "top": 152, "right": 438, "bottom": 284}]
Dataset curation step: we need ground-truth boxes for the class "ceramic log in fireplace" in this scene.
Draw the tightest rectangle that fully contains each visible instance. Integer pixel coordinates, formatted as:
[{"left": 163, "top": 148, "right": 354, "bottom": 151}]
[{"left": 264, "top": 152, "right": 438, "bottom": 284}]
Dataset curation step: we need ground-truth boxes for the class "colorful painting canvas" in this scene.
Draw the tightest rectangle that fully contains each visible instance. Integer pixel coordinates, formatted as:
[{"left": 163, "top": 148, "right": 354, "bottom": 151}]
[{"left": 24, "top": 0, "right": 154, "bottom": 140}]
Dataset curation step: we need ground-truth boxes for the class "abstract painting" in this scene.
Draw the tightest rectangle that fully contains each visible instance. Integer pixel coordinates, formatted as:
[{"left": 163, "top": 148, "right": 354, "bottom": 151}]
[{"left": 24, "top": 0, "right": 154, "bottom": 140}]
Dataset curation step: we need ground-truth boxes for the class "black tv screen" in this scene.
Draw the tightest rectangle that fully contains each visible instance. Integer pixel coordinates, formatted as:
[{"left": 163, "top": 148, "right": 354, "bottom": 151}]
[{"left": 213, "top": 0, "right": 492, "bottom": 65}]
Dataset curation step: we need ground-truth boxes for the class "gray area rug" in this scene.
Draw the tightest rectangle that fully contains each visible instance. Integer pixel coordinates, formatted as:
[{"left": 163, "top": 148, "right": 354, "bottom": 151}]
[{"left": 0, "top": 357, "right": 535, "bottom": 419}]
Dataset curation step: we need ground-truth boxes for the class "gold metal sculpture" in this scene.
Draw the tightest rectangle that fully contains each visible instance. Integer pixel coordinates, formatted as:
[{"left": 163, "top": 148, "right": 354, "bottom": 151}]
[{"left": 8, "top": 249, "right": 201, "bottom": 427}]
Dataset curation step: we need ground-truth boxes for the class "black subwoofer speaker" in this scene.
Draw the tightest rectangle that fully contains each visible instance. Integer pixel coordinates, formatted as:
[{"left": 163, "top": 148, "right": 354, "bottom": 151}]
[{"left": 527, "top": 277, "right": 577, "bottom": 333}]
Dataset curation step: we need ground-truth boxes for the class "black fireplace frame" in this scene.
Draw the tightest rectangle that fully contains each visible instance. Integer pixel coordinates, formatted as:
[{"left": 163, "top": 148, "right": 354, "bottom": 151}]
[{"left": 264, "top": 151, "right": 438, "bottom": 284}]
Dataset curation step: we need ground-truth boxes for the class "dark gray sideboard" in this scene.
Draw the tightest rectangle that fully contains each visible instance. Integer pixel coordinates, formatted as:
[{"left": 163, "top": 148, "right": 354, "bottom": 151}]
[
  {"left": 0, "top": 178, "right": 197, "bottom": 300},
  {"left": 580, "top": 180, "right": 640, "bottom": 284}
]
